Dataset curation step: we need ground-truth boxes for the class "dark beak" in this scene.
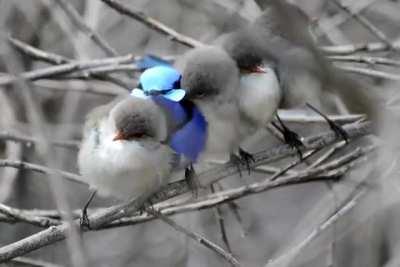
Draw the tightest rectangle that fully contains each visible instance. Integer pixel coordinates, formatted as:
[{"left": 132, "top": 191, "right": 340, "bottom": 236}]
[{"left": 113, "top": 130, "right": 126, "bottom": 141}]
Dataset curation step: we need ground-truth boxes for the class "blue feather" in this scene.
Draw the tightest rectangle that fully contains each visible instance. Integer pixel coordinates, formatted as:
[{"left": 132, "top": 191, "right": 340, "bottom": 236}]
[
  {"left": 151, "top": 96, "right": 189, "bottom": 128},
  {"left": 169, "top": 105, "right": 207, "bottom": 162},
  {"left": 136, "top": 54, "right": 172, "bottom": 70}
]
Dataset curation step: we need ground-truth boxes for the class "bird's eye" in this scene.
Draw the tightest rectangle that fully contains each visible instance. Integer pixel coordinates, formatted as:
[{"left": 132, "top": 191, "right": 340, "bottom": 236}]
[
  {"left": 131, "top": 132, "right": 146, "bottom": 139},
  {"left": 172, "top": 76, "right": 181, "bottom": 89},
  {"left": 196, "top": 91, "right": 206, "bottom": 98},
  {"left": 137, "top": 83, "right": 143, "bottom": 89}
]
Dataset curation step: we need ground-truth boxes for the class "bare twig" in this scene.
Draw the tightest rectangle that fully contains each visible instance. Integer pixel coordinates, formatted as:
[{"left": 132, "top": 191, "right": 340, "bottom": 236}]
[
  {"left": 0, "top": 54, "right": 135, "bottom": 86},
  {"left": 336, "top": 65, "right": 400, "bottom": 80},
  {"left": 8, "top": 36, "right": 71, "bottom": 65},
  {"left": 0, "top": 130, "right": 79, "bottom": 149},
  {"left": 0, "top": 122, "right": 371, "bottom": 262},
  {"left": 265, "top": 186, "right": 368, "bottom": 267},
  {"left": 331, "top": 0, "right": 395, "bottom": 49},
  {"left": 12, "top": 256, "right": 63, "bottom": 267},
  {"left": 211, "top": 184, "right": 232, "bottom": 253},
  {"left": 54, "top": 0, "right": 118, "bottom": 57},
  {"left": 329, "top": 55, "right": 400, "bottom": 67},
  {"left": 320, "top": 42, "right": 399, "bottom": 55},
  {"left": 0, "top": 159, "right": 85, "bottom": 185},
  {"left": 100, "top": 0, "right": 204, "bottom": 48},
  {"left": 147, "top": 208, "right": 241, "bottom": 267},
  {"left": 0, "top": 203, "right": 61, "bottom": 228}
]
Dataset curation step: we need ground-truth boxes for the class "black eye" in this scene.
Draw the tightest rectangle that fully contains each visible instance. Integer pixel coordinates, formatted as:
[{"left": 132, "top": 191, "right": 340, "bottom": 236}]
[{"left": 172, "top": 75, "right": 181, "bottom": 89}]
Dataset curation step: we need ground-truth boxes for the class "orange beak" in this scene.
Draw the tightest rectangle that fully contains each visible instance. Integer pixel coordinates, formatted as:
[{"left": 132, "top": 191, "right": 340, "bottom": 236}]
[
  {"left": 249, "top": 65, "right": 267, "bottom": 73},
  {"left": 113, "top": 130, "right": 126, "bottom": 141},
  {"left": 241, "top": 65, "right": 267, "bottom": 74}
]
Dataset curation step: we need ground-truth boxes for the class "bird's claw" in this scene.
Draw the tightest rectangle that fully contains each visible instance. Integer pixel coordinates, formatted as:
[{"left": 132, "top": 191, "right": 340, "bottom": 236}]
[
  {"left": 80, "top": 209, "right": 91, "bottom": 230},
  {"left": 185, "top": 164, "right": 199, "bottom": 198},
  {"left": 239, "top": 148, "right": 255, "bottom": 175}
]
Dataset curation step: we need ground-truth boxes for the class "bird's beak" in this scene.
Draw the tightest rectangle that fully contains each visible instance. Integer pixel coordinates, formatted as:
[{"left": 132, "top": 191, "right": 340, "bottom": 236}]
[
  {"left": 250, "top": 65, "right": 267, "bottom": 73},
  {"left": 113, "top": 131, "right": 126, "bottom": 141}
]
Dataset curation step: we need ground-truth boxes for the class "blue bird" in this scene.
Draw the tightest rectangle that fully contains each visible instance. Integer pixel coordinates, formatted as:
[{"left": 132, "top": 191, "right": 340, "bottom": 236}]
[{"left": 131, "top": 65, "right": 208, "bottom": 165}]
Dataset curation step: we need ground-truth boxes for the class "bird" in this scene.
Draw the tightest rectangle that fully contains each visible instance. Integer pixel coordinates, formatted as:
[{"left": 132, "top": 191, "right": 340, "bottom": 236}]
[
  {"left": 176, "top": 46, "right": 247, "bottom": 172},
  {"left": 215, "top": 1, "right": 382, "bottom": 158},
  {"left": 78, "top": 96, "right": 178, "bottom": 226},
  {"left": 130, "top": 65, "right": 208, "bottom": 187}
]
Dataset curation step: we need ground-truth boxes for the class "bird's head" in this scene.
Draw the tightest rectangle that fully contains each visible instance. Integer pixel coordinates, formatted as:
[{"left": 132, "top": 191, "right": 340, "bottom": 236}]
[
  {"left": 180, "top": 46, "right": 240, "bottom": 103},
  {"left": 131, "top": 66, "right": 186, "bottom": 102},
  {"left": 109, "top": 97, "right": 167, "bottom": 144}
]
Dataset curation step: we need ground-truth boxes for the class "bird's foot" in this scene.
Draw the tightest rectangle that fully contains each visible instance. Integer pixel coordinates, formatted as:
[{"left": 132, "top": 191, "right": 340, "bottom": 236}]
[
  {"left": 79, "top": 209, "right": 91, "bottom": 230},
  {"left": 230, "top": 153, "right": 244, "bottom": 177},
  {"left": 79, "top": 190, "right": 96, "bottom": 230},
  {"left": 185, "top": 164, "right": 199, "bottom": 198},
  {"left": 306, "top": 103, "right": 349, "bottom": 143},
  {"left": 239, "top": 148, "right": 255, "bottom": 175},
  {"left": 272, "top": 118, "right": 305, "bottom": 160}
]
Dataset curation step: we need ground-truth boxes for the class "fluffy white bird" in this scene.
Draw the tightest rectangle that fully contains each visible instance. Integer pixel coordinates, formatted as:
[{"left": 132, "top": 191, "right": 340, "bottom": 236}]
[{"left": 78, "top": 97, "right": 177, "bottom": 201}]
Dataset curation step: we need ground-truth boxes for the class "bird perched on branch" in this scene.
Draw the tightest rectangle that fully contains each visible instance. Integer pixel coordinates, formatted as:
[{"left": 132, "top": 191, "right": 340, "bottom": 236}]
[
  {"left": 176, "top": 46, "right": 253, "bottom": 173},
  {"left": 78, "top": 96, "right": 178, "bottom": 202}
]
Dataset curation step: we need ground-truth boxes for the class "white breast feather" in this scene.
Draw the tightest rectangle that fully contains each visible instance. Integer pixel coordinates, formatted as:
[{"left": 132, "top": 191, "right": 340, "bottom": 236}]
[{"left": 78, "top": 119, "right": 173, "bottom": 200}]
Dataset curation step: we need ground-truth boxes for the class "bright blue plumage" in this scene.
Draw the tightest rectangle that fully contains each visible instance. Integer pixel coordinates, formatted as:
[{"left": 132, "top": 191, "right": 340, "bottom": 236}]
[
  {"left": 132, "top": 64, "right": 207, "bottom": 163},
  {"left": 169, "top": 105, "right": 207, "bottom": 162}
]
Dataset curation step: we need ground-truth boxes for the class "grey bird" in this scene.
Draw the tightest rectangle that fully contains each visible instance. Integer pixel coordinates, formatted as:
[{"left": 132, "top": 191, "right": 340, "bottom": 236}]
[
  {"left": 176, "top": 46, "right": 243, "bottom": 164},
  {"left": 78, "top": 97, "right": 177, "bottom": 202}
]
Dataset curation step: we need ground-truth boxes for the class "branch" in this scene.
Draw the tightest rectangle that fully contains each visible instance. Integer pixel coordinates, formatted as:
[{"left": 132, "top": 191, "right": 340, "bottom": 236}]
[
  {"left": 336, "top": 65, "right": 400, "bottom": 80},
  {"left": 0, "top": 130, "right": 79, "bottom": 150},
  {"left": 54, "top": 0, "right": 118, "bottom": 57},
  {"left": 331, "top": 0, "right": 395, "bottom": 49},
  {"left": 0, "top": 159, "right": 85, "bottom": 185},
  {"left": 0, "top": 203, "right": 61, "bottom": 228},
  {"left": 320, "top": 42, "right": 399, "bottom": 54},
  {"left": 147, "top": 209, "right": 241, "bottom": 267},
  {"left": 0, "top": 54, "right": 135, "bottom": 86},
  {"left": 329, "top": 55, "right": 400, "bottom": 67},
  {"left": 100, "top": 0, "right": 204, "bottom": 48},
  {"left": 0, "top": 121, "right": 371, "bottom": 263},
  {"left": 8, "top": 36, "right": 71, "bottom": 65}
]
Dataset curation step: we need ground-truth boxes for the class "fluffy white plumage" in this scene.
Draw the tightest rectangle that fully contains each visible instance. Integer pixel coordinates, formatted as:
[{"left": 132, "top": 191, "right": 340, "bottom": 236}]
[
  {"left": 78, "top": 101, "right": 175, "bottom": 201},
  {"left": 238, "top": 66, "right": 281, "bottom": 138}
]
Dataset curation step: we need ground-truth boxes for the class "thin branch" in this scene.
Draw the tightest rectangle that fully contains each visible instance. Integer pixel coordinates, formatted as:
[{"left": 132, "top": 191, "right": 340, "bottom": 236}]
[
  {"left": 12, "top": 256, "right": 63, "bottom": 267},
  {"left": 0, "top": 159, "right": 85, "bottom": 185},
  {"left": 0, "top": 122, "right": 371, "bottom": 262},
  {"left": 0, "top": 54, "right": 135, "bottom": 86},
  {"left": 336, "top": 65, "right": 400, "bottom": 80},
  {"left": 331, "top": 0, "right": 395, "bottom": 49},
  {"left": 320, "top": 42, "right": 399, "bottom": 54},
  {"left": 100, "top": 0, "right": 204, "bottom": 48},
  {"left": 8, "top": 36, "right": 132, "bottom": 91},
  {"left": 329, "top": 55, "right": 400, "bottom": 67},
  {"left": 277, "top": 112, "right": 365, "bottom": 124},
  {"left": 0, "top": 203, "right": 61, "bottom": 228},
  {"left": 105, "top": 146, "right": 373, "bottom": 229},
  {"left": 147, "top": 209, "right": 241, "bottom": 267},
  {"left": 0, "top": 131, "right": 79, "bottom": 150},
  {"left": 211, "top": 184, "right": 232, "bottom": 253},
  {"left": 54, "top": 0, "right": 118, "bottom": 57},
  {"left": 8, "top": 36, "right": 71, "bottom": 65},
  {"left": 265, "top": 186, "right": 367, "bottom": 266}
]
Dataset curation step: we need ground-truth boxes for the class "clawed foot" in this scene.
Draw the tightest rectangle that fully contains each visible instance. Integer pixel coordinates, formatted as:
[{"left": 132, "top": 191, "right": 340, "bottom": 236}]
[
  {"left": 79, "top": 190, "right": 96, "bottom": 230},
  {"left": 80, "top": 208, "right": 91, "bottom": 229},
  {"left": 230, "top": 148, "right": 255, "bottom": 177},
  {"left": 272, "top": 115, "right": 305, "bottom": 160},
  {"left": 239, "top": 148, "right": 255, "bottom": 175},
  {"left": 185, "top": 164, "right": 199, "bottom": 198},
  {"left": 306, "top": 103, "right": 349, "bottom": 143}
]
